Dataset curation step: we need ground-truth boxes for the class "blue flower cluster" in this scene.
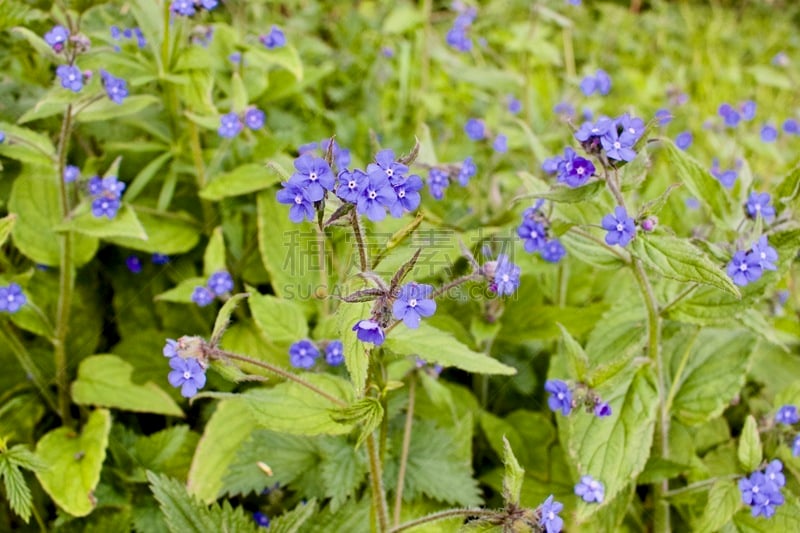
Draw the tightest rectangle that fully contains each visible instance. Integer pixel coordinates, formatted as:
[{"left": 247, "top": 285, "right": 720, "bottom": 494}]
[
  {"left": 191, "top": 271, "right": 234, "bottom": 307},
  {"left": 288, "top": 339, "right": 343, "bottom": 369},
  {"left": 710, "top": 157, "right": 741, "bottom": 188},
  {"left": 100, "top": 69, "right": 129, "bottom": 104},
  {"left": 163, "top": 338, "right": 207, "bottom": 398},
  {"left": 446, "top": 4, "right": 477, "bottom": 52},
  {"left": 218, "top": 107, "right": 265, "bottom": 138},
  {"left": 110, "top": 26, "right": 147, "bottom": 50},
  {"left": 44, "top": 25, "right": 70, "bottom": 53},
  {"left": 260, "top": 26, "right": 286, "bottom": 49},
  {"left": 574, "top": 475, "right": 604, "bottom": 503},
  {"left": 88, "top": 175, "right": 126, "bottom": 219},
  {"left": 427, "top": 157, "right": 476, "bottom": 200},
  {"left": 0, "top": 283, "right": 26, "bottom": 314},
  {"left": 719, "top": 100, "right": 756, "bottom": 127},
  {"left": 517, "top": 203, "right": 566, "bottom": 263},
  {"left": 579, "top": 69, "right": 612, "bottom": 96},
  {"left": 774, "top": 404, "right": 800, "bottom": 458},
  {"left": 545, "top": 379, "right": 611, "bottom": 418},
  {"left": 726, "top": 236, "right": 777, "bottom": 287},
  {"left": 170, "top": 0, "right": 218, "bottom": 17},
  {"left": 576, "top": 114, "right": 645, "bottom": 163},
  {"left": 739, "top": 460, "right": 786, "bottom": 518}
]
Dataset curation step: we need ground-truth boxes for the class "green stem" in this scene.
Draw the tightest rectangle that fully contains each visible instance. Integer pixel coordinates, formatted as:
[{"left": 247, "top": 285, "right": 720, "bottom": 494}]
[
  {"left": 389, "top": 508, "right": 496, "bottom": 533},
  {"left": 660, "top": 283, "right": 698, "bottom": 316},
  {"left": 0, "top": 321, "right": 58, "bottom": 413},
  {"left": 367, "top": 431, "right": 389, "bottom": 533},
  {"left": 664, "top": 475, "right": 739, "bottom": 498},
  {"left": 54, "top": 104, "right": 74, "bottom": 427},
  {"left": 393, "top": 376, "right": 416, "bottom": 526}
]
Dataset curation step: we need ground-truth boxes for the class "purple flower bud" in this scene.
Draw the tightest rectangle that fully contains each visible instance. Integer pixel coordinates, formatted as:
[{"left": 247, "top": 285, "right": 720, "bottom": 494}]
[
  {"left": 126, "top": 255, "right": 143, "bottom": 274},
  {"left": 641, "top": 218, "right": 656, "bottom": 232},
  {"left": 594, "top": 402, "right": 612, "bottom": 417}
]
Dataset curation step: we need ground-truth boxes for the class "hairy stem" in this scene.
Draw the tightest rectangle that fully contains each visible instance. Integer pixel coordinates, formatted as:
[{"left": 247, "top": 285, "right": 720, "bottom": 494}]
[
  {"left": 351, "top": 210, "right": 368, "bottom": 272},
  {"left": 367, "top": 431, "right": 390, "bottom": 533},
  {"left": 659, "top": 283, "right": 699, "bottom": 316},
  {"left": 393, "top": 376, "right": 416, "bottom": 526},
  {"left": 431, "top": 273, "right": 481, "bottom": 300},
  {"left": 389, "top": 508, "right": 497, "bottom": 533},
  {"left": 0, "top": 321, "right": 58, "bottom": 413}
]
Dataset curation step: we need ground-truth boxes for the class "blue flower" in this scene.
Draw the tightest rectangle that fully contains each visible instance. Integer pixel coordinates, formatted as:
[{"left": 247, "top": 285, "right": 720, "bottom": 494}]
[
  {"left": 260, "top": 26, "right": 286, "bottom": 49},
  {"left": 207, "top": 271, "right": 234, "bottom": 295},
  {"left": 100, "top": 70, "right": 128, "bottom": 104},
  {"left": 44, "top": 25, "right": 69, "bottom": 52},
  {"left": 152, "top": 253, "right": 170, "bottom": 265},
  {"left": 253, "top": 512, "right": 270, "bottom": 528},
  {"left": 675, "top": 131, "right": 693, "bottom": 150},
  {"left": 91, "top": 196, "right": 121, "bottom": 219},
  {"left": 739, "top": 467, "right": 784, "bottom": 518},
  {"left": 554, "top": 101, "right": 575, "bottom": 117},
  {"left": 290, "top": 153, "right": 335, "bottom": 202},
  {"left": 492, "top": 134, "right": 508, "bottom": 153},
  {"left": 719, "top": 103, "right": 741, "bottom": 127},
  {"left": 574, "top": 475, "right": 604, "bottom": 503},
  {"left": 276, "top": 181, "right": 315, "bottom": 223},
  {"left": 168, "top": 356, "right": 206, "bottom": 398},
  {"left": 792, "top": 435, "right": 800, "bottom": 457},
  {"left": 739, "top": 472, "right": 768, "bottom": 506},
  {"left": 752, "top": 236, "right": 778, "bottom": 271},
  {"left": 761, "top": 124, "right": 778, "bottom": 142},
  {"left": 289, "top": 339, "right": 319, "bottom": 369},
  {"left": 191, "top": 286, "right": 215, "bottom": 307},
  {"left": 0, "top": 283, "right": 26, "bottom": 313},
  {"left": 170, "top": 0, "right": 196, "bottom": 16},
  {"left": 446, "top": 26, "right": 472, "bottom": 52},
  {"left": 601, "top": 126, "right": 637, "bottom": 162},
  {"left": 64, "top": 165, "right": 80, "bottom": 183},
  {"left": 783, "top": 119, "right": 799, "bottom": 135},
  {"left": 352, "top": 320, "right": 385, "bottom": 346},
  {"left": 464, "top": 118, "right": 486, "bottom": 141},
  {"left": 126, "top": 255, "right": 142, "bottom": 274},
  {"left": 218, "top": 112, "right": 243, "bottom": 138},
  {"left": 727, "top": 251, "right": 763, "bottom": 286},
  {"left": 325, "top": 340, "right": 344, "bottom": 366},
  {"left": 507, "top": 95, "right": 522, "bottom": 114},
  {"left": 544, "top": 380, "right": 572, "bottom": 416},
  {"left": 337, "top": 169, "right": 368, "bottom": 204},
  {"left": 389, "top": 174, "right": 423, "bottom": 217},
  {"left": 427, "top": 168, "right": 450, "bottom": 200},
  {"left": 579, "top": 75, "right": 597, "bottom": 96},
  {"left": 595, "top": 69, "right": 612, "bottom": 95},
  {"left": 741, "top": 100, "right": 757, "bottom": 121},
  {"left": 711, "top": 159, "right": 739, "bottom": 189},
  {"left": 367, "top": 149, "right": 408, "bottom": 185},
  {"left": 392, "top": 282, "right": 436, "bottom": 329},
  {"left": 517, "top": 217, "right": 547, "bottom": 254},
  {"left": 556, "top": 147, "right": 595, "bottom": 187},
  {"left": 538, "top": 495, "right": 564, "bottom": 533},
  {"left": 764, "top": 460, "right": 786, "bottom": 488},
  {"left": 594, "top": 401, "right": 612, "bottom": 417},
  {"left": 200, "top": 0, "right": 218, "bottom": 10},
  {"left": 56, "top": 65, "right": 83, "bottom": 92},
  {"left": 457, "top": 157, "right": 476, "bottom": 186},
  {"left": 746, "top": 192, "right": 776, "bottom": 223},
  {"left": 776, "top": 405, "right": 798, "bottom": 425},
  {"left": 244, "top": 108, "right": 265, "bottom": 130},
  {"left": 541, "top": 239, "right": 567, "bottom": 263},
  {"left": 357, "top": 172, "right": 396, "bottom": 222},
  {"left": 602, "top": 206, "right": 636, "bottom": 247},
  {"left": 163, "top": 339, "right": 180, "bottom": 358},
  {"left": 491, "top": 254, "right": 520, "bottom": 296},
  {"left": 655, "top": 108, "right": 673, "bottom": 125}
]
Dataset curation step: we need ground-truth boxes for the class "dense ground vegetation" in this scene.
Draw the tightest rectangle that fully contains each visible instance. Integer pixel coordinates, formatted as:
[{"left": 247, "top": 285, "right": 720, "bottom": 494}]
[{"left": 0, "top": 0, "right": 799, "bottom": 531}]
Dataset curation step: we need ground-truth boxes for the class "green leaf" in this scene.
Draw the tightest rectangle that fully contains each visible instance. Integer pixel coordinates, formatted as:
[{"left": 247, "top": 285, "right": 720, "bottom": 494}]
[
  {"left": 0, "top": 123, "right": 55, "bottom": 166},
  {"left": 382, "top": 3, "right": 423, "bottom": 33},
  {"left": 211, "top": 293, "right": 249, "bottom": 346},
  {"left": 561, "top": 368, "right": 658, "bottom": 519},
  {"left": 56, "top": 203, "right": 148, "bottom": 241},
  {"left": 203, "top": 226, "right": 227, "bottom": 277},
  {"left": 199, "top": 164, "right": 283, "bottom": 201},
  {"left": 669, "top": 329, "right": 755, "bottom": 426},
  {"left": 249, "top": 293, "right": 309, "bottom": 344},
  {"left": 105, "top": 208, "right": 201, "bottom": 255},
  {"left": 0, "top": 458, "right": 33, "bottom": 523},
  {"left": 330, "top": 397, "right": 383, "bottom": 448},
  {"left": 75, "top": 94, "right": 160, "bottom": 123},
  {"left": 35, "top": 409, "right": 112, "bottom": 517},
  {"left": 0, "top": 214, "right": 16, "bottom": 247},
  {"left": 694, "top": 479, "right": 741, "bottom": 532},
  {"left": 230, "top": 72, "right": 248, "bottom": 112},
  {"left": 516, "top": 176, "right": 605, "bottom": 204},
  {"left": 775, "top": 166, "right": 800, "bottom": 215},
  {"left": 242, "top": 374, "right": 354, "bottom": 436},
  {"left": 384, "top": 323, "right": 516, "bottom": 375},
  {"left": 501, "top": 436, "right": 524, "bottom": 506},
  {"left": 658, "top": 139, "right": 735, "bottom": 224},
  {"left": 271, "top": 500, "right": 318, "bottom": 533},
  {"left": 558, "top": 324, "right": 589, "bottom": 382},
  {"left": 631, "top": 233, "right": 739, "bottom": 296},
  {"left": 337, "top": 295, "right": 371, "bottom": 396},
  {"left": 559, "top": 228, "right": 626, "bottom": 270},
  {"left": 737, "top": 415, "right": 762, "bottom": 472},
  {"left": 155, "top": 277, "right": 207, "bottom": 303},
  {"left": 71, "top": 355, "right": 184, "bottom": 416},
  {"left": 249, "top": 46, "right": 304, "bottom": 80}
]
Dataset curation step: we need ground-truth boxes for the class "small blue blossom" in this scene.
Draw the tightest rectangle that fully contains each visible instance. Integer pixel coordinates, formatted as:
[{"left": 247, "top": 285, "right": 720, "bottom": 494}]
[
  {"left": 352, "top": 319, "right": 385, "bottom": 346},
  {"left": 357, "top": 172, "right": 396, "bottom": 222},
  {"left": 100, "top": 70, "right": 128, "bottom": 104},
  {"left": 289, "top": 339, "right": 319, "bottom": 369},
  {"left": 163, "top": 339, "right": 180, "bottom": 358},
  {"left": 601, "top": 206, "right": 636, "bottom": 247},
  {"left": 152, "top": 253, "right": 170, "bottom": 265},
  {"left": 253, "top": 512, "right": 270, "bottom": 528},
  {"left": 541, "top": 239, "right": 567, "bottom": 263},
  {"left": 600, "top": 125, "right": 637, "bottom": 162},
  {"left": 579, "top": 75, "right": 597, "bottom": 96},
  {"left": 752, "top": 236, "right": 778, "bottom": 271},
  {"left": 446, "top": 26, "right": 472, "bottom": 52},
  {"left": 200, "top": 0, "right": 218, "bottom": 10},
  {"left": 44, "top": 25, "right": 69, "bottom": 53},
  {"left": 675, "top": 131, "right": 693, "bottom": 150},
  {"left": 594, "top": 401, "right": 612, "bottom": 417},
  {"left": 556, "top": 147, "right": 595, "bottom": 187},
  {"left": 392, "top": 282, "right": 437, "bottom": 329},
  {"left": 134, "top": 28, "right": 146, "bottom": 48},
  {"left": 761, "top": 124, "right": 778, "bottom": 142},
  {"left": 773, "top": 52, "right": 789, "bottom": 67},
  {"left": 517, "top": 217, "right": 547, "bottom": 254},
  {"left": 464, "top": 118, "right": 486, "bottom": 141},
  {"left": 741, "top": 100, "right": 757, "bottom": 121},
  {"left": 0, "top": 283, "right": 27, "bottom": 314},
  {"left": 457, "top": 157, "right": 476, "bottom": 186},
  {"left": 776, "top": 405, "right": 798, "bottom": 425},
  {"left": 325, "top": 340, "right": 344, "bottom": 366},
  {"left": 290, "top": 153, "right": 335, "bottom": 202},
  {"left": 167, "top": 356, "right": 206, "bottom": 398},
  {"left": 727, "top": 251, "right": 762, "bottom": 286},
  {"left": 207, "top": 271, "right": 234, "bottom": 295},
  {"left": 538, "top": 495, "right": 564, "bottom": 533},
  {"left": 711, "top": 158, "right": 738, "bottom": 188},
  {"left": 64, "top": 165, "right": 80, "bottom": 183},
  {"left": 260, "top": 26, "right": 286, "bottom": 49},
  {"left": 792, "top": 435, "right": 800, "bottom": 457},
  {"left": 765, "top": 460, "right": 786, "bottom": 488},
  {"left": 618, "top": 114, "right": 645, "bottom": 139},
  {"left": 367, "top": 149, "right": 408, "bottom": 185},
  {"left": 719, "top": 103, "right": 741, "bottom": 127},
  {"left": 170, "top": 0, "right": 196, "bottom": 16},
  {"left": 574, "top": 475, "right": 604, "bottom": 503},
  {"left": 191, "top": 286, "right": 215, "bottom": 307},
  {"left": 337, "top": 169, "right": 368, "bottom": 204},
  {"left": 655, "top": 108, "right": 673, "bottom": 125},
  {"left": 228, "top": 52, "right": 242, "bottom": 64},
  {"left": 507, "top": 95, "right": 522, "bottom": 114},
  {"left": 276, "top": 180, "right": 315, "bottom": 223},
  {"left": 545, "top": 380, "right": 572, "bottom": 416},
  {"left": 580, "top": 69, "right": 611, "bottom": 96},
  {"left": 554, "top": 101, "right": 575, "bottom": 117},
  {"left": 56, "top": 65, "right": 84, "bottom": 93},
  {"left": 91, "top": 196, "right": 121, "bottom": 219},
  {"left": 492, "top": 134, "right": 508, "bottom": 153},
  {"left": 739, "top": 472, "right": 768, "bottom": 506},
  {"left": 746, "top": 192, "right": 776, "bottom": 223},
  {"left": 126, "top": 255, "right": 142, "bottom": 274},
  {"left": 389, "top": 174, "right": 423, "bottom": 217},
  {"left": 491, "top": 254, "right": 520, "bottom": 296},
  {"left": 427, "top": 168, "right": 450, "bottom": 200},
  {"left": 218, "top": 112, "right": 243, "bottom": 139},
  {"left": 244, "top": 108, "right": 265, "bottom": 130},
  {"left": 783, "top": 119, "right": 799, "bottom": 134}
]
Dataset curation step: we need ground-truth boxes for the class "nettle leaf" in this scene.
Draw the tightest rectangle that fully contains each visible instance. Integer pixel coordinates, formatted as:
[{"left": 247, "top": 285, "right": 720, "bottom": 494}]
[
  {"left": 560, "top": 368, "right": 658, "bottom": 519},
  {"left": 0, "top": 444, "right": 45, "bottom": 524},
  {"left": 501, "top": 436, "right": 525, "bottom": 506},
  {"left": 559, "top": 229, "right": 627, "bottom": 270},
  {"left": 385, "top": 323, "right": 516, "bottom": 375},
  {"left": 737, "top": 415, "right": 762, "bottom": 472},
  {"left": 667, "top": 328, "right": 756, "bottom": 426},
  {"left": 200, "top": 164, "right": 283, "bottom": 201},
  {"left": 330, "top": 397, "right": 383, "bottom": 448},
  {"left": 515, "top": 173, "right": 605, "bottom": 204},
  {"left": 249, "top": 292, "right": 309, "bottom": 344},
  {"left": 775, "top": 166, "right": 800, "bottom": 214},
  {"left": 0, "top": 122, "right": 56, "bottom": 166},
  {"left": 270, "top": 499, "right": 318, "bottom": 533},
  {"left": 631, "top": 233, "right": 739, "bottom": 296},
  {"left": 56, "top": 203, "right": 148, "bottom": 241},
  {"left": 35, "top": 409, "right": 112, "bottom": 517},
  {"left": 242, "top": 374, "right": 354, "bottom": 436},
  {"left": 71, "top": 355, "right": 184, "bottom": 417}
]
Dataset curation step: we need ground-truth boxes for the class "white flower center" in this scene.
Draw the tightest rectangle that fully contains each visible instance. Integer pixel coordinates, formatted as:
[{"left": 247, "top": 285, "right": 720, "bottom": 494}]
[
  {"left": 408, "top": 298, "right": 417, "bottom": 308},
  {"left": 547, "top": 511, "right": 555, "bottom": 520},
  {"left": 755, "top": 204, "right": 761, "bottom": 211},
  {"left": 753, "top": 486, "right": 760, "bottom": 493},
  {"left": 530, "top": 230, "right": 538, "bottom": 238},
  {"left": 502, "top": 274, "right": 510, "bottom": 282},
  {"left": 613, "top": 141, "right": 622, "bottom": 149},
  {"left": 557, "top": 392, "right": 564, "bottom": 400},
  {"left": 398, "top": 190, "right": 406, "bottom": 198},
  {"left": 616, "top": 223, "right": 624, "bottom": 231},
  {"left": 309, "top": 172, "right": 318, "bottom": 182},
  {"left": 348, "top": 180, "right": 356, "bottom": 189},
  {"left": 294, "top": 195, "right": 303, "bottom": 204},
  {"left": 740, "top": 264, "right": 748, "bottom": 272},
  {"left": 369, "top": 190, "right": 377, "bottom": 199},
  {"left": 628, "top": 127, "right": 636, "bottom": 134},
  {"left": 183, "top": 371, "right": 191, "bottom": 379},
  {"left": 386, "top": 168, "right": 393, "bottom": 177},
  {"left": 576, "top": 167, "right": 585, "bottom": 175}
]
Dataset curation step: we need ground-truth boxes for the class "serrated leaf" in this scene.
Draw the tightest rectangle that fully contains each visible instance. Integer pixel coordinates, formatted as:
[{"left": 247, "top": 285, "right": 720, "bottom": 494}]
[
  {"left": 0, "top": 458, "right": 32, "bottom": 523},
  {"left": 249, "top": 46, "right": 304, "bottom": 80},
  {"left": 558, "top": 324, "right": 589, "bottom": 382},
  {"left": 71, "top": 355, "right": 183, "bottom": 416},
  {"left": 271, "top": 499, "right": 318, "bottom": 533},
  {"left": 501, "top": 436, "right": 524, "bottom": 506},
  {"left": 199, "top": 164, "right": 283, "bottom": 201},
  {"left": 385, "top": 323, "right": 516, "bottom": 375},
  {"left": 35, "top": 409, "right": 111, "bottom": 517},
  {"left": 249, "top": 292, "right": 308, "bottom": 344},
  {"left": 5, "top": 445, "right": 47, "bottom": 473},
  {"left": 211, "top": 293, "right": 249, "bottom": 346},
  {"left": 738, "top": 416, "right": 762, "bottom": 472},
  {"left": 331, "top": 397, "right": 383, "bottom": 448},
  {"left": 57, "top": 203, "right": 148, "bottom": 241},
  {"left": 695, "top": 479, "right": 740, "bottom": 532},
  {"left": 631, "top": 233, "right": 739, "bottom": 296}
]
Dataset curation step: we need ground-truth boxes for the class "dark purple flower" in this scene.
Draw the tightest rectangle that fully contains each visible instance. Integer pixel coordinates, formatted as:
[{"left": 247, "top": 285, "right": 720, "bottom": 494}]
[
  {"left": 761, "top": 124, "right": 778, "bottom": 142},
  {"left": 675, "top": 131, "right": 693, "bottom": 150},
  {"left": 289, "top": 339, "right": 319, "bottom": 369},
  {"left": 337, "top": 169, "right": 368, "bottom": 204},
  {"left": 126, "top": 255, "right": 143, "bottom": 274},
  {"left": 207, "top": 271, "right": 234, "bottom": 295},
  {"left": 100, "top": 70, "right": 128, "bottom": 104},
  {"left": 44, "top": 25, "right": 69, "bottom": 52},
  {"left": 218, "top": 112, "right": 243, "bottom": 138},
  {"left": 244, "top": 108, "right": 265, "bottom": 130},
  {"left": 538, "top": 495, "right": 564, "bottom": 533},
  {"left": 64, "top": 165, "right": 80, "bottom": 183},
  {"left": 260, "top": 26, "right": 286, "bottom": 49},
  {"left": 574, "top": 475, "right": 604, "bottom": 503},
  {"left": 602, "top": 206, "right": 636, "bottom": 247},
  {"left": 752, "top": 236, "right": 778, "bottom": 271},
  {"left": 352, "top": 320, "right": 385, "bottom": 346},
  {"left": 465, "top": 118, "right": 486, "bottom": 141},
  {"left": 392, "top": 282, "right": 436, "bottom": 329},
  {"left": 91, "top": 196, "right": 121, "bottom": 219},
  {"left": 746, "top": 192, "right": 776, "bottom": 223},
  {"left": 325, "top": 340, "right": 344, "bottom": 366},
  {"left": 191, "top": 286, "right": 215, "bottom": 307},
  {"left": 641, "top": 218, "right": 656, "bottom": 232},
  {"left": 389, "top": 174, "right": 423, "bottom": 217},
  {"left": 253, "top": 512, "right": 270, "bottom": 528},
  {"left": 556, "top": 147, "right": 595, "bottom": 187},
  {"left": 56, "top": 65, "right": 83, "bottom": 92},
  {"left": 168, "top": 356, "right": 206, "bottom": 398},
  {"left": 545, "top": 380, "right": 572, "bottom": 415},
  {"left": 491, "top": 254, "right": 520, "bottom": 296},
  {"left": 776, "top": 405, "right": 798, "bottom": 425},
  {"left": 290, "top": 153, "right": 335, "bottom": 202},
  {"left": 428, "top": 168, "right": 449, "bottom": 200},
  {"left": 727, "top": 251, "right": 763, "bottom": 286},
  {"left": 594, "top": 402, "right": 612, "bottom": 417},
  {"left": 0, "top": 283, "right": 26, "bottom": 313},
  {"left": 276, "top": 181, "right": 315, "bottom": 223},
  {"left": 457, "top": 157, "right": 476, "bottom": 186}
]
